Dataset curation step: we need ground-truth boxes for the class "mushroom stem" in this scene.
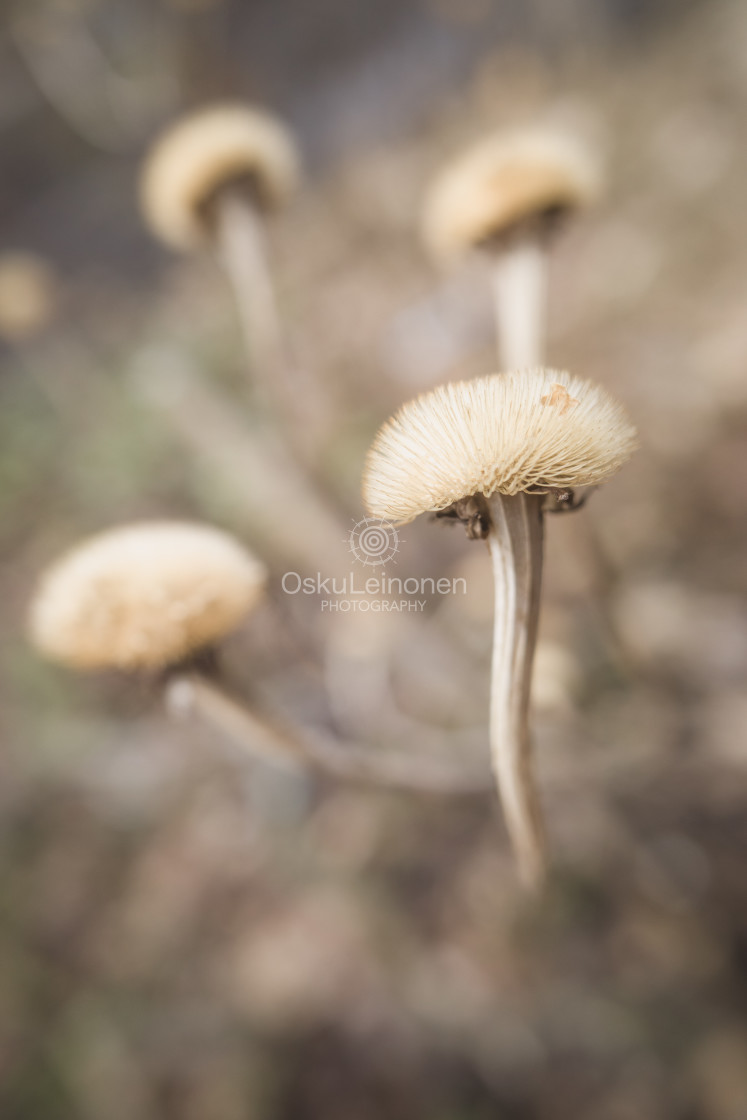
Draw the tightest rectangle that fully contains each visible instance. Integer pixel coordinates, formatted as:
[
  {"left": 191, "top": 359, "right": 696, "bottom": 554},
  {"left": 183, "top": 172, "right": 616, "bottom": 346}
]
[
  {"left": 212, "top": 187, "right": 332, "bottom": 475},
  {"left": 166, "top": 672, "right": 305, "bottom": 769},
  {"left": 486, "top": 490, "right": 547, "bottom": 888},
  {"left": 491, "top": 235, "right": 546, "bottom": 369},
  {"left": 214, "top": 186, "right": 285, "bottom": 380},
  {"left": 165, "top": 671, "right": 493, "bottom": 795}
]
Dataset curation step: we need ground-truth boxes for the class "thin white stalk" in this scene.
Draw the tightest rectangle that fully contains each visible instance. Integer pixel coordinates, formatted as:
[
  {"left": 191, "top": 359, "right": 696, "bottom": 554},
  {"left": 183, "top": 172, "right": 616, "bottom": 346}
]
[
  {"left": 165, "top": 672, "right": 493, "bottom": 795},
  {"left": 213, "top": 188, "right": 333, "bottom": 473},
  {"left": 215, "top": 189, "right": 285, "bottom": 378},
  {"left": 491, "top": 236, "right": 547, "bottom": 369},
  {"left": 487, "top": 491, "right": 547, "bottom": 888}
]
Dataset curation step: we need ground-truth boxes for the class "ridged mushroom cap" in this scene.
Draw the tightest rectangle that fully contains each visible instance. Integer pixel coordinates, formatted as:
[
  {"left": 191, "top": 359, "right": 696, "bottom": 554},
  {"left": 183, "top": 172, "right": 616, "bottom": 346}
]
[
  {"left": 363, "top": 369, "right": 638, "bottom": 524},
  {"left": 29, "top": 522, "right": 267, "bottom": 670},
  {"left": 140, "top": 104, "right": 300, "bottom": 251},
  {"left": 422, "top": 129, "right": 600, "bottom": 260}
]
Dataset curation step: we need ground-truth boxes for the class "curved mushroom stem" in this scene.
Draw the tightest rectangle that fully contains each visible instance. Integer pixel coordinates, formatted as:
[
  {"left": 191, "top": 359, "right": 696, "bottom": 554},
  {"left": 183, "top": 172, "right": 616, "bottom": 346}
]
[
  {"left": 214, "top": 187, "right": 285, "bottom": 379},
  {"left": 165, "top": 671, "right": 493, "bottom": 796},
  {"left": 490, "top": 234, "right": 546, "bottom": 369},
  {"left": 486, "top": 491, "right": 547, "bottom": 889}
]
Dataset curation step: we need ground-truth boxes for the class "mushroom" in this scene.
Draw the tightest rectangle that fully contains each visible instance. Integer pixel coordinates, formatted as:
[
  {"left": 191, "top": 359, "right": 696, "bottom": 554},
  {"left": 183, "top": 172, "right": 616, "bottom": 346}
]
[
  {"left": 0, "top": 252, "right": 57, "bottom": 342},
  {"left": 140, "top": 104, "right": 299, "bottom": 391},
  {"left": 421, "top": 129, "right": 600, "bottom": 367},
  {"left": 29, "top": 521, "right": 267, "bottom": 673},
  {"left": 363, "top": 368, "right": 638, "bottom": 887},
  {"left": 29, "top": 521, "right": 493, "bottom": 795}
]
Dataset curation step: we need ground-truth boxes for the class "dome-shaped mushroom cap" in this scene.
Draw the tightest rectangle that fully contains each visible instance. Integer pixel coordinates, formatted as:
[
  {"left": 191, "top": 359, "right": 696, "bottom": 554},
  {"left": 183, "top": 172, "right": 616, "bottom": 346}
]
[
  {"left": 141, "top": 104, "right": 300, "bottom": 251},
  {"left": 422, "top": 130, "right": 600, "bottom": 260},
  {"left": 29, "top": 522, "right": 267, "bottom": 670},
  {"left": 363, "top": 369, "right": 638, "bottom": 524}
]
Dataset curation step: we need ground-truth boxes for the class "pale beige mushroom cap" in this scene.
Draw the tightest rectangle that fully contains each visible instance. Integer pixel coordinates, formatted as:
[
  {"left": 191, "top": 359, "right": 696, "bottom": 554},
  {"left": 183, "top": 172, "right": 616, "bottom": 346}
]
[
  {"left": 140, "top": 104, "right": 300, "bottom": 251},
  {"left": 422, "top": 130, "right": 600, "bottom": 260},
  {"left": 30, "top": 522, "right": 267, "bottom": 670},
  {"left": 363, "top": 369, "right": 638, "bottom": 524}
]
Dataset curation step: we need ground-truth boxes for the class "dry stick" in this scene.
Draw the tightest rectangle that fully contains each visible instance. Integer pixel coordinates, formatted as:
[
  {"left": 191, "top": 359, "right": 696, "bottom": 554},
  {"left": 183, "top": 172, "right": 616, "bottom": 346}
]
[
  {"left": 487, "top": 491, "right": 547, "bottom": 889},
  {"left": 166, "top": 672, "right": 493, "bottom": 795},
  {"left": 10, "top": 6, "right": 154, "bottom": 153},
  {"left": 490, "top": 234, "right": 546, "bottom": 370}
]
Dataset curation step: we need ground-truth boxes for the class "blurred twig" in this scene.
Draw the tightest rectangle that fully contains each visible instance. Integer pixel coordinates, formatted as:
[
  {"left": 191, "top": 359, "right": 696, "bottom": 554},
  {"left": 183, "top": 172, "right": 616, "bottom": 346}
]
[
  {"left": 128, "top": 344, "right": 351, "bottom": 577},
  {"left": 11, "top": 3, "right": 176, "bottom": 151},
  {"left": 166, "top": 671, "right": 494, "bottom": 794}
]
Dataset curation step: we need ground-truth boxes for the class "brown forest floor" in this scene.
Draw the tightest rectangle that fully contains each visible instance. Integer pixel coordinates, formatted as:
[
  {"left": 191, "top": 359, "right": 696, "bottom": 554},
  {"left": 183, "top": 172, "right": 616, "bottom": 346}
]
[{"left": 2, "top": 0, "right": 747, "bottom": 1117}]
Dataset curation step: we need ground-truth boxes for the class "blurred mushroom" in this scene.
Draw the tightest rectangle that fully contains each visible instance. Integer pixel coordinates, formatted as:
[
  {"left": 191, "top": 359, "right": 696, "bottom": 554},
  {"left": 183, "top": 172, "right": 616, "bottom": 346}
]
[
  {"left": 422, "top": 129, "right": 599, "bottom": 367},
  {"left": 29, "top": 522, "right": 492, "bottom": 795},
  {"left": 29, "top": 521, "right": 266, "bottom": 673},
  {"left": 0, "top": 252, "right": 57, "bottom": 341},
  {"left": 140, "top": 104, "right": 299, "bottom": 400},
  {"left": 363, "top": 367, "right": 637, "bottom": 887},
  {"left": 27, "top": 520, "right": 302, "bottom": 769}
]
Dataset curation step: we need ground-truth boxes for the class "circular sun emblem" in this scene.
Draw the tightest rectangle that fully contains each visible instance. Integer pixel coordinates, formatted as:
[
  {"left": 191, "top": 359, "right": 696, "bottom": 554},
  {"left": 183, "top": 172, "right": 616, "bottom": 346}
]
[{"left": 347, "top": 517, "right": 401, "bottom": 567}]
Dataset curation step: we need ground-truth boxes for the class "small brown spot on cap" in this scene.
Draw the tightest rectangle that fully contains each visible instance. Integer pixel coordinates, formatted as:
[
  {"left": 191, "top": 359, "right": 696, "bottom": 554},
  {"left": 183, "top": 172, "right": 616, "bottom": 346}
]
[{"left": 541, "top": 383, "right": 580, "bottom": 414}]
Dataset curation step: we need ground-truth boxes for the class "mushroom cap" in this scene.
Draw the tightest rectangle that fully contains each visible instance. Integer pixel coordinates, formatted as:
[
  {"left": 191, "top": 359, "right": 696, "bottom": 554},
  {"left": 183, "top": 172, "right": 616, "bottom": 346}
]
[
  {"left": 363, "top": 369, "right": 638, "bottom": 524},
  {"left": 0, "top": 252, "right": 56, "bottom": 340},
  {"left": 422, "top": 129, "right": 600, "bottom": 260},
  {"left": 140, "top": 104, "right": 300, "bottom": 251},
  {"left": 29, "top": 522, "right": 267, "bottom": 671}
]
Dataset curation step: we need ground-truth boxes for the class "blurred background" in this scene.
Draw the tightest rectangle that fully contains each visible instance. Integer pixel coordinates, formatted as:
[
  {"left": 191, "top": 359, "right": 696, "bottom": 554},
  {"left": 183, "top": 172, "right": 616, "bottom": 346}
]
[{"left": 3, "top": 0, "right": 747, "bottom": 1116}]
